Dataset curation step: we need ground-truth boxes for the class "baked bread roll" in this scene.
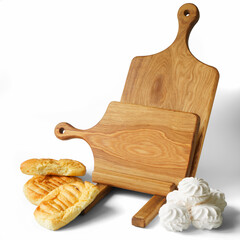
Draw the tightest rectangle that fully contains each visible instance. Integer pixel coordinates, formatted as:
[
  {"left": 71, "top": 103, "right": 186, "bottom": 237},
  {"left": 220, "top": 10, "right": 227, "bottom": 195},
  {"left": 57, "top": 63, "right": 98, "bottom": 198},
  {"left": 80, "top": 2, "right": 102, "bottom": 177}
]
[
  {"left": 23, "top": 175, "right": 82, "bottom": 205},
  {"left": 34, "top": 181, "right": 99, "bottom": 230},
  {"left": 20, "top": 158, "right": 86, "bottom": 176}
]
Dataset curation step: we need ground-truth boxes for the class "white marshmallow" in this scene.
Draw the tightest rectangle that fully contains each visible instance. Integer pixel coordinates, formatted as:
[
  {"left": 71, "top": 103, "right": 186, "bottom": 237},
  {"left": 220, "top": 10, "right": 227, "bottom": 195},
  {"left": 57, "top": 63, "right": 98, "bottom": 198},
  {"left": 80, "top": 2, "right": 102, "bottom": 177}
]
[
  {"left": 203, "top": 188, "right": 227, "bottom": 212},
  {"left": 191, "top": 204, "right": 223, "bottom": 230},
  {"left": 178, "top": 177, "right": 210, "bottom": 197},
  {"left": 159, "top": 203, "right": 191, "bottom": 232},
  {"left": 162, "top": 177, "right": 226, "bottom": 232},
  {"left": 167, "top": 189, "right": 209, "bottom": 209},
  {"left": 166, "top": 190, "right": 186, "bottom": 206}
]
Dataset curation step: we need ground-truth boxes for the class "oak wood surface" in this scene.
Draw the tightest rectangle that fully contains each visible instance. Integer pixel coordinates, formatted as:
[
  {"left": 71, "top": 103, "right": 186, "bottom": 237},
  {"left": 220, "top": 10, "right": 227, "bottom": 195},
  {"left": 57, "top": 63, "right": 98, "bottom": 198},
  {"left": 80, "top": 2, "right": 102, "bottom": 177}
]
[
  {"left": 55, "top": 101, "right": 199, "bottom": 194},
  {"left": 121, "top": 3, "right": 219, "bottom": 227},
  {"left": 93, "top": 168, "right": 176, "bottom": 196},
  {"left": 121, "top": 3, "right": 219, "bottom": 177},
  {"left": 132, "top": 195, "right": 166, "bottom": 228}
]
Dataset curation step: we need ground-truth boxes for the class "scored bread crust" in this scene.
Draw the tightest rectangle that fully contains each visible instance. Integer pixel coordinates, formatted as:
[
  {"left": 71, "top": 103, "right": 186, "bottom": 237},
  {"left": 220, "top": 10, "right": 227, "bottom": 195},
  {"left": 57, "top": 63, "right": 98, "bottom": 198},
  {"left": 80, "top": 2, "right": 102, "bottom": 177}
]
[
  {"left": 20, "top": 158, "right": 86, "bottom": 176},
  {"left": 34, "top": 181, "right": 100, "bottom": 230},
  {"left": 23, "top": 175, "right": 83, "bottom": 205}
]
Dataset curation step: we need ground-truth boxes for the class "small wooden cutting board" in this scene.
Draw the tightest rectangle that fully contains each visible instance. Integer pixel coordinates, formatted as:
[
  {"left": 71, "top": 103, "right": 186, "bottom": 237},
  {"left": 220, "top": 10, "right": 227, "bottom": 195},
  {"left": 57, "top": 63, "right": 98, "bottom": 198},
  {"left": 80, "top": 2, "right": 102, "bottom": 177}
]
[{"left": 55, "top": 101, "right": 199, "bottom": 196}]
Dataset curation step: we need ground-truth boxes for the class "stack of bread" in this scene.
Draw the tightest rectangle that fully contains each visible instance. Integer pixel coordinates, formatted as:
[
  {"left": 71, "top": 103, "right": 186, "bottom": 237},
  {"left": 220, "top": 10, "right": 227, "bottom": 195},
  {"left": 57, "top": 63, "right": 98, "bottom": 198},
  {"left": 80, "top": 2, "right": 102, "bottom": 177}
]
[
  {"left": 159, "top": 177, "right": 227, "bottom": 232},
  {"left": 20, "top": 158, "right": 100, "bottom": 230}
]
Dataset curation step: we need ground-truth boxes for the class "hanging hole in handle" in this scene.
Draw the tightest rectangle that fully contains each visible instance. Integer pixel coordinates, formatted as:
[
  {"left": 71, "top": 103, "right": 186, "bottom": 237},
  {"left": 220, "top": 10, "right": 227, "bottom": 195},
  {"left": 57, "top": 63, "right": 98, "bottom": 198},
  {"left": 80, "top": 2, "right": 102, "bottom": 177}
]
[
  {"left": 184, "top": 10, "right": 190, "bottom": 17},
  {"left": 59, "top": 128, "right": 65, "bottom": 134}
]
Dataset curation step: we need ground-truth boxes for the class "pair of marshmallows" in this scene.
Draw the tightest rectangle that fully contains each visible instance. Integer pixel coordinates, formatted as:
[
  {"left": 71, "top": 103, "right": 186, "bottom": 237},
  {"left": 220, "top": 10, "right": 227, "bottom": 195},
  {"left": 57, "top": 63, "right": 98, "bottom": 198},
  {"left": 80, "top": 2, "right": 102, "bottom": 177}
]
[{"left": 159, "top": 177, "right": 227, "bottom": 231}]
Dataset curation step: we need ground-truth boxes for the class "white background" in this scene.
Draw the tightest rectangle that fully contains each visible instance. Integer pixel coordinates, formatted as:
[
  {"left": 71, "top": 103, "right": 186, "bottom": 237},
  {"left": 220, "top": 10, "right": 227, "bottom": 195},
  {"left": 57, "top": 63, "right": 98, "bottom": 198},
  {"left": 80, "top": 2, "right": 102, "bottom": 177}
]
[{"left": 0, "top": 0, "right": 240, "bottom": 239}]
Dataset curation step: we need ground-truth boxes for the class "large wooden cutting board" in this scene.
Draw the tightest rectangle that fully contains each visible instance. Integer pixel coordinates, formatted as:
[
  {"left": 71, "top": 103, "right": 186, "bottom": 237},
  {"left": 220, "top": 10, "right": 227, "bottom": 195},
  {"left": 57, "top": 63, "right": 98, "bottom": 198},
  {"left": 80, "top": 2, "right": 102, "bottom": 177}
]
[
  {"left": 55, "top": 101, "right": 199, "bottom": 196},
  {"left": 121, "top": 3, "right": 219, "bottom": 177}
]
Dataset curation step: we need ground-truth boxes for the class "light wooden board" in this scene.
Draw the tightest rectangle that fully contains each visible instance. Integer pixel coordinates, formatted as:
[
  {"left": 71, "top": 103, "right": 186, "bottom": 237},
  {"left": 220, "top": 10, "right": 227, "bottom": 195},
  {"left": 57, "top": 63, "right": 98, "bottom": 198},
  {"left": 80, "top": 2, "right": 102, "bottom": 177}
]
[
  {"left": 132, "top": 195, "right": 166, "bottom": 228},
  {"left": 126, "top": 3, "right": 219, "bottom": 228},
  {"left": 121, "top": 3, "right": 219, "bottom": 177},
  {"left": 55, "top": 101, "right": 199, "bottom": 195}
]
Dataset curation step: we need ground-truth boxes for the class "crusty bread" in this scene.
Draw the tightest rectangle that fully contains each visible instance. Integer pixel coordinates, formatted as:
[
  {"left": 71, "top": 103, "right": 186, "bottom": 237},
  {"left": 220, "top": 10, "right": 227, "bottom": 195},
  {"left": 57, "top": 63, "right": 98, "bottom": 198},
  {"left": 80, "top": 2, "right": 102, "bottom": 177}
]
[
  {"left": 23, "top": 175, "right": 83, "bottom": 205},
  {"left": 34, "top": 181, "right": 99, "bottom": 230},
  {"left": 20, "top": 158, "right": 86, "bottom": 176}
]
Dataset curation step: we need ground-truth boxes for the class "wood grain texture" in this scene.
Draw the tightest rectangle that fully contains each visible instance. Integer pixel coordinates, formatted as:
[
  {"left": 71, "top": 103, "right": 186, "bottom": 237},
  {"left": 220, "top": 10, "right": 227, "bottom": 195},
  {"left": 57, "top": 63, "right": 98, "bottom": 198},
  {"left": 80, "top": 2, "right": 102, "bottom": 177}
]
[
  {"left": 132, "top": 195, "right": 166, "bottom": 228},
  {"left": 122, "top": 3, "right": 219, "bottom": 228},
  {"left": 55, "top": 101, "right": 199, "bottom": 194},
  {"left": 121, "top": 3, "right": 219, "bottom": 177},
  {"left": 93, "top": 169, "right": 176, "bottom": 196},
  {"left": 54, "top": 3, "right": 218, "bottom": 227}
]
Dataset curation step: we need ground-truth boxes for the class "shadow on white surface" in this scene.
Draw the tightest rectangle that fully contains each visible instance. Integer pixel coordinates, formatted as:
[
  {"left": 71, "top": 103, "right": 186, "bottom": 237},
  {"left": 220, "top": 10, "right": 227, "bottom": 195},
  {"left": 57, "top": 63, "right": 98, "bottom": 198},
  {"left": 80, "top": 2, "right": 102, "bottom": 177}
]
[
  {"left": 59, "top": 188, "right": 117, "bottom": 230},
  {"left": 197, "top": 89, "right": 240, "bottom": 197},
  {"left": 146, "top": 214, "right": 160, "bottom": 229},
  {"left": 219, "top": 206, "right": 240, "bottom": 233},
  {"left": 59, "top": 187, "right": 161, "bottom": 231}
]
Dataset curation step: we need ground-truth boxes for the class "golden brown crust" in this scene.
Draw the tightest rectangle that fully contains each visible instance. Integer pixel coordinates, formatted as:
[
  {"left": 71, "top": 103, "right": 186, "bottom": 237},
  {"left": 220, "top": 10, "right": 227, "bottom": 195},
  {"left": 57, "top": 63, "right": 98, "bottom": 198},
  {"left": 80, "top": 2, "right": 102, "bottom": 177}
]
[
  {"left": 20, "top": 158, "right": 86, "bottom": 176},
  {"left": 34, "top": 181, "right": 100, "bottom": 230},
  {"left": 23, "top": 175, "right": 83, "bottom": 205}
]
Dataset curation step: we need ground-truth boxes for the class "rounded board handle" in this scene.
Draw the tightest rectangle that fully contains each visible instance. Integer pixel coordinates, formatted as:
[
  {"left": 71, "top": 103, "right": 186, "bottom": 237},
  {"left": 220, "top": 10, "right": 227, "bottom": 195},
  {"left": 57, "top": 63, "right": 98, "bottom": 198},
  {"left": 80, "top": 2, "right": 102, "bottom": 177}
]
[
  {"left": 55, "top": 122, "right": 85, "bottom": 140},
  {"left": 175, "top": 3, "right": 199, "bottom": 47}
]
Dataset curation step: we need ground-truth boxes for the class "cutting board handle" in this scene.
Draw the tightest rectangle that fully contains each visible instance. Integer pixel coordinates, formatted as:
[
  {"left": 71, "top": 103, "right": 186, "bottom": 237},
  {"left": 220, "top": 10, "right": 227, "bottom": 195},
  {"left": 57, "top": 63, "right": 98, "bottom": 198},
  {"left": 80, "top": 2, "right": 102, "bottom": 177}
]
[
  {"left": 55, "top": 122, "right": 86, "bottom": 140},
  {"left": 174, "top": 3, "right": 199, "bottom": 47}
]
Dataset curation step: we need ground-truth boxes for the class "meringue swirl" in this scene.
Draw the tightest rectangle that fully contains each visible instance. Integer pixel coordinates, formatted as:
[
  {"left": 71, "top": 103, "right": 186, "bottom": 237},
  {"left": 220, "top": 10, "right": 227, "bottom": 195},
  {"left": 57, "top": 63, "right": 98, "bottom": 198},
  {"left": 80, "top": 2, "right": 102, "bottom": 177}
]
[
  {"left": 204, "top": 188, "right": 227, "bottom": 212},
  {"left": 178, "top": 177, "right": 210, "bottom": 197},
  {"left": 159, "top": 204, "right": 191, "bottom": 232},
  {"left": 166, "top": 190, "right": 185, "bottom": 206},
  {"left": 167, "top": 189, "right": 209, "bottom": 208},
  {"left": 191, "top": 204, "right": 223, "bottom": 230},
  {"left": 161, "top": 178, "right": 226, "bottom": 231}
]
